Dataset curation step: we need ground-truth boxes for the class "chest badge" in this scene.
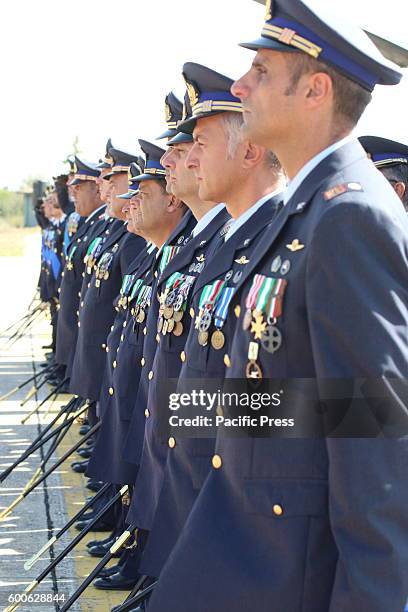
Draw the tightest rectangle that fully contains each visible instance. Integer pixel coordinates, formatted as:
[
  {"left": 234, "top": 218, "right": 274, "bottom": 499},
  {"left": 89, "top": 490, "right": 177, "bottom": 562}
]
[
  {"left": 234, "top": 256, "right": 250, "bottom": 265},
  {"left": 286, "top": 239, "right": 304, "bottom": 252}
]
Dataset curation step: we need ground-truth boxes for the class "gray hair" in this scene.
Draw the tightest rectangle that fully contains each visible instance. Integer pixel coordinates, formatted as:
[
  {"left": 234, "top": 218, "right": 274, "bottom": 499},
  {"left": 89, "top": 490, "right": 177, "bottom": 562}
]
[{"left": 221, "top": 112, "right": 244, "bottom": 159}]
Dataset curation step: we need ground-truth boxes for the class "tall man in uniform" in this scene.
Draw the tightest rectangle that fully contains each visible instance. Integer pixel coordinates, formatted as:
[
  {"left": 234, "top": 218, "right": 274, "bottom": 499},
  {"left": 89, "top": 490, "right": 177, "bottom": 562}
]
[
  {"left": 137, "top": 62, "right": 285, "bottom": 591},
  {"left": 148, "top": 1, "right": 408, "bottom": 611}
]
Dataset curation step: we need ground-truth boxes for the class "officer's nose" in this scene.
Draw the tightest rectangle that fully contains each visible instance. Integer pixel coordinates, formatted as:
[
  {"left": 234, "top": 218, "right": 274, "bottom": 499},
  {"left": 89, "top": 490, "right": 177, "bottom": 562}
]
[
  {"left": 185, "top": 143, "right": 199, "bottom": 170},
  {"left": 231, "top": 75, "right": 249, "bottom": 101}
]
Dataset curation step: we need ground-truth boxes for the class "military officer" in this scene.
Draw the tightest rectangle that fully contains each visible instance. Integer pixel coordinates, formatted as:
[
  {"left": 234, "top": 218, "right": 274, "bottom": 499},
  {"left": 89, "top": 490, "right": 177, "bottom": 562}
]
[
  {"left": 138, "top": 62, "right": 285, "bottom": 587},
  {"left": 148, "top": 1, "right": 408, "bottom": 611},
  {"left": 55, "top": 156, "right": 105, "bottom": 379},
  {"left": 359, "top": 136, "right": 408, "bottom": 210},
  {"left": 89, "top": 138, "right": 194, "bottom": 591},
  {"left": 69, "top": 146, "right": 145, "bottom": 404}
]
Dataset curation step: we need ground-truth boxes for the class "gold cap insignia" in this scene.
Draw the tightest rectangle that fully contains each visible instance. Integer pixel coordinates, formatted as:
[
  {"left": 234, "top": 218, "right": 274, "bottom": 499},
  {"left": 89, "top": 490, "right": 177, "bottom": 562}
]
[
  {"left": 234, "top": 256, "right": 250, "bottom": 264},
  {"left": 164, "top": 101, "right": 171, "bottom": 124},
  {"left": 185, "top": 80, "right": 199, "bottom": 108},
  {"left": 265, "top": 0, "right": 273, "bottom": 21}
]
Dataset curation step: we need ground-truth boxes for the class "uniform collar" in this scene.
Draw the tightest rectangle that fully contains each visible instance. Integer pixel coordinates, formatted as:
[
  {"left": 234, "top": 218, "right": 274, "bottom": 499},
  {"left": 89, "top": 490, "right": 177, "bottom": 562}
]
[
  {"left": 284, "top": 135, "right": 354, "bottom": 205},
  {"left": 225, "top": 191, "right": 282, "bottom": 241},
  {"left": 191, "top": 203, "right": 225, "bottom": 237},
  {"left": 86, "top": 204, "right": 106, "bottom": 223}
]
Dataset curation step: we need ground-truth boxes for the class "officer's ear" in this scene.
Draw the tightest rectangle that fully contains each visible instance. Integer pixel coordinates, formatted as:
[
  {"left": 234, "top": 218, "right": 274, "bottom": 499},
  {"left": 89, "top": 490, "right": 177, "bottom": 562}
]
[
  {"left": 167, "top": 195, "right": 183, "bottom": 213},
  {"left": 242, "top": 142, "right": 266, "bottom": 169},
  {"left": 304, "top": 71, "right": 332, "bottom": 108},
  {"left": 392, "top": 181, "right": 406, "bottom": 203}
]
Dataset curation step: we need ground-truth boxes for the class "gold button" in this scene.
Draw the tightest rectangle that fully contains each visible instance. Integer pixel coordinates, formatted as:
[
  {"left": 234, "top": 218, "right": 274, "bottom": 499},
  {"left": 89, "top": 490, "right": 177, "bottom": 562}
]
[
  {"left": 77, "top": 321, "right": 80, "bottom": 327},
  {"left": 113, "top": 360, "right": 117, "bottom": 368},
  {"left": 156, "top": 334, "right": 160, "bottom": 343},
  {"left": 101, "top": 343, "right": 106, "bottom": 349},
  {"left": 78, "top": 291, "right": 81, "bottom": 297},
  {"left": 141, "top": 357, "right": 145, "bottom": 366},
  {"left": 111, "top": 325, "right": 114, "bottom": 332},
  {"left": 212, "top": 454, "right": 222, "bottom": 469},
  {"left": 224, "top": 354, "right": 231, "bottom": 368},
  {"left": 123, "top": 321, "right": 127, "bottom": 328},
  {"left": 273, "top": 504, "right": 283, "bottom": 516},
  {"left": 180, "top": 351, "right": 186, "bottom": 362},
  {"left": 87, "top": 282, "right": 90, "bottom": 288},
  {"left": 109, "top": 387, "right": 114, "bottom": 396},
  {"left": 76, "top": 310, "right": 79, "bottom": 316},
  {"left": 234, "top": 304, "right": 241, "bottom": 318},
  {"left": 189, "top": 307, "right": 195, "bottom": 318},
  {"left": 143, "top": 327, "right": 147, "bottom": 335},
  {"left": 81, "top": 301, "right": 84, "bottom": 307},
  {"left": 58, "top": 288, "right": 61, "bottom": 293},
  {"left": 61, "top": 272, "right": 65, "bottom": 278},
  {"left": 148, "top": 370, "right": 154, "bottom": 380},
  {"left": 154, "top": 271, "right": 158, "bottom": 278},
  {"left": 82, "top": 272, "right": 85, "bottom": 278},
  {"left": 120, "top": 334, "right": 124, "bottom": 341},
  {"left": 144, "top": 408, "right": 150, "bottom": 418},
  {"left": 168, "top": 437, "right": 176, "bottom": 448},
  {"left": 106, "top": 346, "right": 109, "bottom": 353}
]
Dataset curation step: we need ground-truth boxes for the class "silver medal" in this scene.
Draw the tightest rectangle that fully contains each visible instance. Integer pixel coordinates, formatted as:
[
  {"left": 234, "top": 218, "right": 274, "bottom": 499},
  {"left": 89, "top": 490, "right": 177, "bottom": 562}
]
[
  {"left": 271, "top": 255, "right": 282, "bottom": 273},
  {"left": 198, "top": 310, "right": 212, "bottom": 332},
  {"left": 261, "top": 325, "right": 283, "bottom": 354}
]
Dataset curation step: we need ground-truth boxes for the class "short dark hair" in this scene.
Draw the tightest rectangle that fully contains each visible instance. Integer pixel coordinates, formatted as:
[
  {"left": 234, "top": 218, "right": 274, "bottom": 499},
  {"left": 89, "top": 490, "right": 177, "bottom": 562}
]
[
  {"left": 284, "top": 53, "right": 372, "bottom": 129},
  {"left": 381, "top": 164, "right": 408, "bottom": 208}
]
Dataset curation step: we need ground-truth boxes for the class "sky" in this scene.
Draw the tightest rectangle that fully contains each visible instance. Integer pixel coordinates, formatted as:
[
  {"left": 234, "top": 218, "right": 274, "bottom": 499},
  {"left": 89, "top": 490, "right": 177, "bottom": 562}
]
[{"left": 0, "top": 0, "right": 407, "bottom": 190}]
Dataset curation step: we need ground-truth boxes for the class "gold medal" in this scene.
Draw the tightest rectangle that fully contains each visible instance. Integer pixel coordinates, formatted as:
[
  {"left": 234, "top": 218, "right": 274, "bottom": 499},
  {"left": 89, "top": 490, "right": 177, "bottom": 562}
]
[
  {"left": 157, "top": 316, "right": 164, "bottom": 333},
  {"left": 198, "top": 331, "right": 209, "bottom": 346},
  {"left": 173, "top": 321, "right": 183, "bottom": 336},
  {"left": 104, "top": 270, "right": 109, "bottom": 280},
  {"left": 163, "top": 305, "right": 174, "bottom": 320},
  {"left": 167, "top": 318, "right": 175, "bottom": 333},
  {"left": 173, "top": 309, "right": 184, "bottom": 322},
  {"left": 137, "top": 309, "right": 146, "bottom": 323},
  {"left": 211, "top": 330, "right": 225, "bottom": 350}
]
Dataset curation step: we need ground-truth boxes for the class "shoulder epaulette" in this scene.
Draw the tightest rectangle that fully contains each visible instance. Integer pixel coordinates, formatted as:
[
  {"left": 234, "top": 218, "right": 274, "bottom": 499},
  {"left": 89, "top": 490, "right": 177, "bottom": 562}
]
[{"left": 323, "top": 182, "right": 363, "bottom": 201}]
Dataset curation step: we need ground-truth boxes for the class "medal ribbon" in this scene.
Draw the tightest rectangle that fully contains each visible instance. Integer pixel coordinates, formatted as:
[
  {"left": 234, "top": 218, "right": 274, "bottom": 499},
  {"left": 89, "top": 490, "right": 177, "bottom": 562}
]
[
  {"left": 245, "top": 274, "right": 265, "bottom": 310},
  {"left": 129, "top": 278, "right": 144, "bottom": 301},
  {"left": 255, "top": 277, "right": 276, "bottom": 314},
  {"left": 214, "top": 286, "right": 236, "bottom": 329},
  {"left": 266, "top": 278, "right": 288, "bottom": 320}
]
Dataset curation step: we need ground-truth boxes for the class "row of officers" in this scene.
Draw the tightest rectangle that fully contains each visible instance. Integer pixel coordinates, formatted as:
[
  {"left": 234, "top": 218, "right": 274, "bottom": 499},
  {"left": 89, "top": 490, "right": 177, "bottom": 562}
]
[{"left": 35, "top": 1, "right": 408, "bottom": 610}]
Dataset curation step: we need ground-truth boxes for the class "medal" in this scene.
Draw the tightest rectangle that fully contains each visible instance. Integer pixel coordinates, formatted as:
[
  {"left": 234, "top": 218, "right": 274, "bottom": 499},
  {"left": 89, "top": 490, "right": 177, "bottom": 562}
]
[
  {"left": 261, "top": 325, "right": 282, "bottom": 354},
  {"left": 157, "top": 316, "right": 164, "bottom": 333},
  {"left": 95, "top": 279, "right": 100, "bottom": 288},
  {"left": 243, "top": 308, "right": 252, "bottom": 330},
  {"left": 137, "top": 309, "right": 146, "bottom": 323},
  {"left": 246, "top": 341, "right": 262, "bottom": 379},
  {"left": 198, "top": 331, "right": 209, "bottom": 346},
  {"left": 211, "top": 330, "right": 225, "bottom": 350},
  {"left": 198, "top": 310, "right": 212, "bottom": 332},
  {"left": 167, "top": 318, "right": 175, "bottom": 333},
  {"left": 173, "top": 294, "right": 184, "bottom": 311},
  {"left": 173, "top": 309, "right": 184, "bottom": 322},
  {"left": 173, "top": 321, "right": 183, "bottom": 336},
  {"left": 233, "top": 271, "right": 242, "bottom": 283},
  {"left": 163, "top": 305, "right": 174, "bottom": 320},
  {"left": 104, "top": 270, "right": 109, "bottom": 280}
]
